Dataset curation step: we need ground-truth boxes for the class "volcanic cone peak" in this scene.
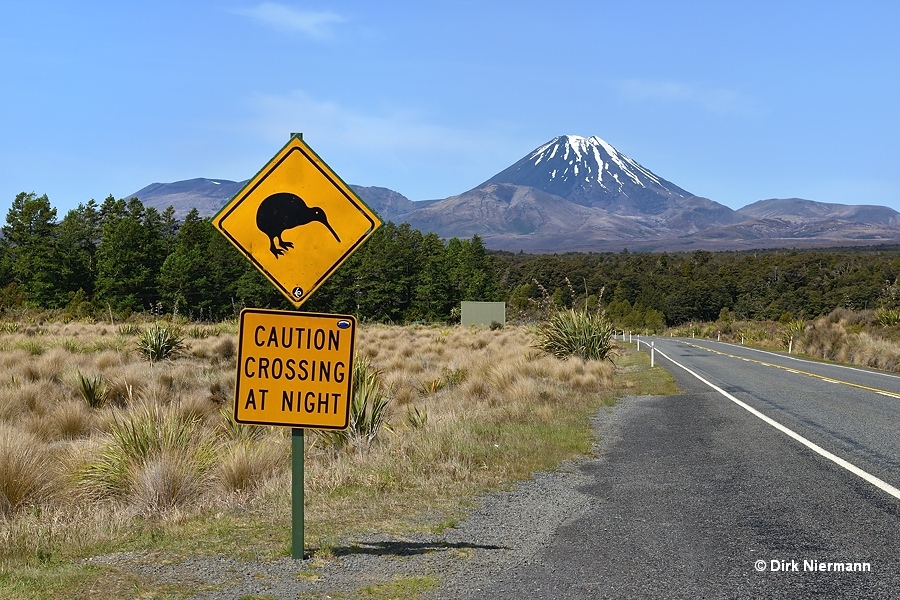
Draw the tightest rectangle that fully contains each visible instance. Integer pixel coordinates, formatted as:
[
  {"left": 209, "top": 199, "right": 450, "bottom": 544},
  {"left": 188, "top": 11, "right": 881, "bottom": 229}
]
[{"left": 485, "top": 134, "right": 693, "bottom": 215}]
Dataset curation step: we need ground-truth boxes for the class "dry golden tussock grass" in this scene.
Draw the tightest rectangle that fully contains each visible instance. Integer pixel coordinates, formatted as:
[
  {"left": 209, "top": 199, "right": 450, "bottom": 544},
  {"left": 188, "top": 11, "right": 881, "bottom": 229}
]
[
  {"left": 47, "top": 400, "right": 95, "bottom": 441},
  {"left": 0, "top": 425, "right": 58, "bottom": 518},
  {"left": 0, "top": 320, "right": 632, "bottom": 574},
  {"left": 848, "top": 332, "right": 900, "bottom": 371},
  {"left": 798, "top": 310, "right": 900, "bottom": 371}
]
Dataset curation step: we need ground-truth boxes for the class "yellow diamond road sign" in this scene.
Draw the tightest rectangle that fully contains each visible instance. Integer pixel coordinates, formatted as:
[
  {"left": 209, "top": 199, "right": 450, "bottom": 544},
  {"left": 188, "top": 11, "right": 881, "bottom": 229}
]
[
  {"left": 213, "top": 135, "right": 382, "bottom": 307},
  {"left": 234, "top": 309, "right": 356, "bottom": 429}
]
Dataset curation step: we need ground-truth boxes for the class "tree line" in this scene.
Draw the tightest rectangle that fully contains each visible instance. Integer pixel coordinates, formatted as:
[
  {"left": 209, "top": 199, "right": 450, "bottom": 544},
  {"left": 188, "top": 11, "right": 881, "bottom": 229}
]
[
  {"left": 0, "top": 192, "right": 498, "bottom": 322},
  {"left": 497, "top": 247, "right": 900, "bottom": 328},
  {"left": 2, "top": 192, "right": 899, "bottom": 326}
]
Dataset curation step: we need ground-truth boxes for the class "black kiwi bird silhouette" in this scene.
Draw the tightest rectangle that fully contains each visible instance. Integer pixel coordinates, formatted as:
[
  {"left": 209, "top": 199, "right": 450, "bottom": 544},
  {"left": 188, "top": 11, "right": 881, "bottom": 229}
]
[{"left": 256, "top": 192, "right": 341, "bottom": 258}]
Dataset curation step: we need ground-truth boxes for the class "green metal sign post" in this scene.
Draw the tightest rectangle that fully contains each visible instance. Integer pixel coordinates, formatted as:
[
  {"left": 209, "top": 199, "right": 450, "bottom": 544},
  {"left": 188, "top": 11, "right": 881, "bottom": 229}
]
[{"left": 292, "top": 428, "right": 305, "bottom": 559}]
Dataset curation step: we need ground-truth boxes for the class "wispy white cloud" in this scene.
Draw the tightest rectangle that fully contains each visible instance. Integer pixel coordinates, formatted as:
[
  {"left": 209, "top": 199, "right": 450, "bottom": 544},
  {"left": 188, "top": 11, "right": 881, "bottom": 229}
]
[
  {"left": 245, "top": 90, "right": 511, "bottom": 155},
  {"left": 614, "top": 79, "right": 754, "bottom": 115},
  {"left": 231, "top": 3, "right": 344, "bottom": 39},
  {"left": 235, "top": 90, "right": 525, "bottom": 198}
]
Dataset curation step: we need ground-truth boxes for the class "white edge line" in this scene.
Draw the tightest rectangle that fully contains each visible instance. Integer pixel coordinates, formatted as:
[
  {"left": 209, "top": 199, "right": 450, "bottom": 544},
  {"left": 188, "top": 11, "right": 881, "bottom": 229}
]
[{"left": 652, "top": 344, "right": 900, "bottom": 502}]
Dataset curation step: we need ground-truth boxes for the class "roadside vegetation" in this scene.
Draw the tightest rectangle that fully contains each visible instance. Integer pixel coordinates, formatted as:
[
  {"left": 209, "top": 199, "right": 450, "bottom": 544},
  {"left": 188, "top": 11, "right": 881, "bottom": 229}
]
[
  {"left": 0, "top": 317, "right": 668, "bottom": 599},
  {"left": 534, "top": 306, "right": 615, "bottom": 362},
  {"left": 669, "top": 306, "right": 900, "bottom": 372}
]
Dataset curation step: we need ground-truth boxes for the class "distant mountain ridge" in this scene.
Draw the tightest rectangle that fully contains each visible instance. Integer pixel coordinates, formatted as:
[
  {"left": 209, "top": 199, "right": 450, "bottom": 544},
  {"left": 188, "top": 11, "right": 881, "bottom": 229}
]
[
  {"left": 130, "top": 178, "right": 247, "bottom": 219},
  {"left": 127, "top": 135, "right": 900, "bottom": 252},
  {"left": 737, "top": 198, "right": 900, "bottom": 226}
]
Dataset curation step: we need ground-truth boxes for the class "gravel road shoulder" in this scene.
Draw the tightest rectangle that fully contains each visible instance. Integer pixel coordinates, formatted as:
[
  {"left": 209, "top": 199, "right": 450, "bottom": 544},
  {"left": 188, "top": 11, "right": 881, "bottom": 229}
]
[{"left": 88, "top": 396, "right": 640, "bottom": 599}]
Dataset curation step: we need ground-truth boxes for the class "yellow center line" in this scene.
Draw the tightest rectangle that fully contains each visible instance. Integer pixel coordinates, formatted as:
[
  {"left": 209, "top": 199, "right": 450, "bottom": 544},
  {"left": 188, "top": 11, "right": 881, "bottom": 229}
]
[{"left": 683, "top": 342, "right": 900, "bottom": 399}]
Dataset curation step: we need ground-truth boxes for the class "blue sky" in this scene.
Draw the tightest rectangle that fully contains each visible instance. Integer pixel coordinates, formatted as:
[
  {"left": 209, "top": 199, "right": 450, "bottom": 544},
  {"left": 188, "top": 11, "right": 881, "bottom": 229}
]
[{"left": 2, "top": 1, "right": 899, "bottom": 220}]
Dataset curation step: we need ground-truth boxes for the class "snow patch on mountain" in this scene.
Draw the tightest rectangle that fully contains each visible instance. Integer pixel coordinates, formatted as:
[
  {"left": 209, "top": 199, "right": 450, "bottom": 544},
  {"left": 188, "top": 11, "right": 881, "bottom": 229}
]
[
  {"left": 526, "top": 134, "right": 680, "bottom": 195},
  {"left": 485, "top": 134, "right": 696, "bottom": 215}
]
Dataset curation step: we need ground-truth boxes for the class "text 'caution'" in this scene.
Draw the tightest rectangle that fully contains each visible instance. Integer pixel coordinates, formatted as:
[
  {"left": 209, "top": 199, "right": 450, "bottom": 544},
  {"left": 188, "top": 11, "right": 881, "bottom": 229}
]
[{"left": 234, "top": 309, "right": 356, "bottom": 429}]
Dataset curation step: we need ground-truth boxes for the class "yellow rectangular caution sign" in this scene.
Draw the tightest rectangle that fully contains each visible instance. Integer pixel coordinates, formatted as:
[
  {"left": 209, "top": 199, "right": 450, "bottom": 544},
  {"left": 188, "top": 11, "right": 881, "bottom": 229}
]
[{"left": 234, "top": 309, "right": 356, "bottom": 429}]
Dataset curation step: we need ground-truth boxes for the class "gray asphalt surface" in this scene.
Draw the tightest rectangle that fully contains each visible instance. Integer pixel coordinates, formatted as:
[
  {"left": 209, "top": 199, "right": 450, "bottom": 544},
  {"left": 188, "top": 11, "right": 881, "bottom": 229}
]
[
  {"left": 430, "top": 339, "right": 900, "bottom": 599},
  {"left": 652, "top": 338, "right": 900, "bottom": 492}
]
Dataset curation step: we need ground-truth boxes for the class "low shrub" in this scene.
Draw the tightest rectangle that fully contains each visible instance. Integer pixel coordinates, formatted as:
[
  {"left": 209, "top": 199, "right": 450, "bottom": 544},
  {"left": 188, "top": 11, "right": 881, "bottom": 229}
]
[
  {"left": 876, "top": 308, "right": 900, "bottom": 327},
  {"left": 78, "top": 406, "right": 218, "bottom": 510},
  {"left": 77, "top": 372, "right": 107, "bottom": 408},
  {"left": 0, "top": 322, "right": 20, "bottom": 335},
  {"left": 0, "top": 425, "right": 53, "bottom": 518},
  {"left": 137, "top": 324, "right": 184, "bottom": 362},
  {"left": 405, "top": 404, "right": 428, "bottom": 430},
  {"left": 780, "top": 319, "right": 806, "bottom": 350},
  {"left": 534, "top": 308, "right": 614, "bottom": 361},
  {"left": 16, "top": 340, "right": 44, "bottom": 356},
  {"left": 214, "top": 440, "right": 284, "bottom": 494},
  {"left": 187, "top": 326, "right": 214, "bottom": 339},
  {"left": 315, "top": 357, "right": 393, "bottom": 454},
  {"left": 118, "top": 324, "right": 140, "bottom": 336}
]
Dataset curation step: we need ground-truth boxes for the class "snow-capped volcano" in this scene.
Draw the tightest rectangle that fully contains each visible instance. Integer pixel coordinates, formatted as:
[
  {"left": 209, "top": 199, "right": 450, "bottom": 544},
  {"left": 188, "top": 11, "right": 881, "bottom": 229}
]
[
  {"left": 127, "top": 133, "right": 900, "bottom": 253},
  {"left": 485, "top": 134, "right": 693, "bottom": 215}
]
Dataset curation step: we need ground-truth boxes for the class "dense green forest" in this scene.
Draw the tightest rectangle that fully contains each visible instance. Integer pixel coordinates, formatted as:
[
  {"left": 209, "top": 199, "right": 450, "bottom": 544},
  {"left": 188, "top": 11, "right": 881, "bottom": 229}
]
[
  {"left": 2, "top": 192, "right": 899, "bottom": 326},
  {"left": 496, "top": 245, "right": 900, "bottom": 329},
  {"left": 0, "top": 192, "right": 498, "bottom": 322}
]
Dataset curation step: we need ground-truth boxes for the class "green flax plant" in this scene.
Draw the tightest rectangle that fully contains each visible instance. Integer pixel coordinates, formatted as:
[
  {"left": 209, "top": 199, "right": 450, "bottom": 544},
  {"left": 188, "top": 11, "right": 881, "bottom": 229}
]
[
  {"left": 315, "top": 357, "right": 393, "bottom": 454},
  {"left": 534, "top": 308, "right": 615, "bottom": 362},
  {"left": 136, "top": 323, "right": 185, "bottom": 363},
  {"left": 77, "top": 372, "right": 107, "bottom": 408}
]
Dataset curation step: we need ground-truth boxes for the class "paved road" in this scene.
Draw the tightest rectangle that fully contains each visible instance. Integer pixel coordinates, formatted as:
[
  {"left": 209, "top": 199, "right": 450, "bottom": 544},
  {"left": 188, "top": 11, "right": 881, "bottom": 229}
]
[
  {"left": 648, "top": 337, "right": 900, "bottom": 496},
  {"left": 434, "top": 338, "right": 900, "bottom": 599}
]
